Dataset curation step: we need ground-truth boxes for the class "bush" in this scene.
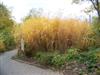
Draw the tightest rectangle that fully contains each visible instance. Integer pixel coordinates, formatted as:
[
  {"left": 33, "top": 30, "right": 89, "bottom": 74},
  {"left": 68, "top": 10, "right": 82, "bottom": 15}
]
[
  {"left": 66, "top": 48, "right": 80, "bottom": 61},
  {"left": 34, "top": 51, "right": 66, "bottom": 69},
  {"left": 51, "top": 54, "right": 66, "bottom": 68},
  {"left": 33, "top": 47, "right": 100, "bottom": 74},
  {"left": 34, "top": 52, "right": 52, "bottom": 64},
  {"left": 65, "top": 48, "right": 99, "bottom": 73}
]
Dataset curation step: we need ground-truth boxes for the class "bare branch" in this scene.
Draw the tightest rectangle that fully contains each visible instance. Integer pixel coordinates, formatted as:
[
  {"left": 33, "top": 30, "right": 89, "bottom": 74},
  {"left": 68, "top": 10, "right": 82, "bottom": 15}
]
[{"left": 90, "top": 0, "right": 98, "bottom": 10}]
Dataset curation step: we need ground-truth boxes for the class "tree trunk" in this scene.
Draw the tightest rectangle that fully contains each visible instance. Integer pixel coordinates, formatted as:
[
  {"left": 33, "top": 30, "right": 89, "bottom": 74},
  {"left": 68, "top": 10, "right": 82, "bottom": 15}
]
[{"left": 97, "top": 11, "right": 100, "bottom": 21}]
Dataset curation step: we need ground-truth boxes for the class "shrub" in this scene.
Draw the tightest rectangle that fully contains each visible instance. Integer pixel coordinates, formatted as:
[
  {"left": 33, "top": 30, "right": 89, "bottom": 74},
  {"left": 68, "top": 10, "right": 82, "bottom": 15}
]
[
  {"left": 34, "top": 47, "right": 99, "bottom": 73},
  {"left": 66, "top": 48, "right": 80, "bottom": 61},
  {"left": 65, "top": 48, "right": 99, "bottom": 73},
  {"left": 51, "top": 54, "right": 66, "bottom": 68},
  {"left": 34, "top": 52, "right": 53, "bottom": 65},
  {"left": 34, "top": 51, "right": 66, "bottom": 69}
]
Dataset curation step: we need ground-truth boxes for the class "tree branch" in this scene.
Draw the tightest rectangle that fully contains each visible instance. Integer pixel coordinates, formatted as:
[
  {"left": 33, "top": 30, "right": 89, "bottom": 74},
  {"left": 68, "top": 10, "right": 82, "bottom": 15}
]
[
  {"left": 96, "top": 0, "right": 99, "bottom": 10},
  {"left": 90, "top": 0, "right": 98, "bottom": 10}
]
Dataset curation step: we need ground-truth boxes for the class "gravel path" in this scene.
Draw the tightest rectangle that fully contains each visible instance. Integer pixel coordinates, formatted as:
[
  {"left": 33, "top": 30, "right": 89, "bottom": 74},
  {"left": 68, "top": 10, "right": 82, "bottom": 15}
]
[{"left": 0, "top": 50, "right": 62, "bottom": 75}]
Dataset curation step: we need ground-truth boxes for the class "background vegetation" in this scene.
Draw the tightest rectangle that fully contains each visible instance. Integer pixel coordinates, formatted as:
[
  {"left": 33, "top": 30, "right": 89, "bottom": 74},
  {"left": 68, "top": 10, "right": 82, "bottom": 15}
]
[{"left": 0, "top": 3, "right": 15, "bottom": 53}]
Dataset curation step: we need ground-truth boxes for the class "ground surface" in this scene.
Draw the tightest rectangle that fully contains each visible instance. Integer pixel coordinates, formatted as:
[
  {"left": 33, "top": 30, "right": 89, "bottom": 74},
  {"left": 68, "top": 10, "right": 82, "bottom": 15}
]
[{"left": 0, "top": 50, "right": 62, "bottom": 75}]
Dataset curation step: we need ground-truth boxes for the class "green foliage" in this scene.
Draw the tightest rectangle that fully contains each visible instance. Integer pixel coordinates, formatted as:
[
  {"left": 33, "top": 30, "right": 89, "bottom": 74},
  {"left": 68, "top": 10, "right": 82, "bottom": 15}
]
[
  {"left": 92, "top": 17, "right": 100, "bottom": 47},
  {"left": 0, "top": 3, "right": 15, "bottom": 51},
  {"left": 0, "top": 3, "right": 11, "bottom": 18},
  {"left": 0, "top": 3, "right": 13, "bottom": 29},
  {"left": 34, "top": 51, "right": 66, "bottom": 69},
  {"left": 92, "top": 17, "right": 100, "bottom": 35},
  {"left": 66, "top": 48, "right": 80, "bottom": 61},
  {"left": 0, "top": 28, "right": 15, "bottom": 50},
  {"left": 30, "top": 47, "right": 100, "bottom": 72},
  {"left": 26, "top": 47, "right": 100, "bottom": 75},
  {"left": 0, "top": 18, "right": 13, "bottom": 29},
  {"left": 34, "top": 52, "right": 53, "bottom": 65},
  {"left": 66, "top": 48, "right": 99, "bottom": 73},
  {"left": 51, "top": 54, "right": 66, "bottom": 68}
]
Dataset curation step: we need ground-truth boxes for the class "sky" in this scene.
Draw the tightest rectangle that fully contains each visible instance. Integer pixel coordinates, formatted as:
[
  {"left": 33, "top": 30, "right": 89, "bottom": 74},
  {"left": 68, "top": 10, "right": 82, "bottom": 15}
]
[{"left": 0, "top": 0, "right": 92, "bottom": 22}]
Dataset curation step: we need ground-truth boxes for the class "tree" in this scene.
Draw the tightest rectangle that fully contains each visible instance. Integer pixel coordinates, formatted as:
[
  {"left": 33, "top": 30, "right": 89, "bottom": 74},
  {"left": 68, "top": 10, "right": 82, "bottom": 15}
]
[
  {"left": 0, "top": 3, "right": 13, "bottom": 28},
  {"left": 0, "top": 2, "right": 15, "bottom": 50},
  {"left": 0, "top": 3, "right": 11, "bottom": 18},
  {"left": 72, "top": 0, "right": 100, "bottom": 20},
  {"left": 23, "top": 8, "right": 43, "bottom": 21}
]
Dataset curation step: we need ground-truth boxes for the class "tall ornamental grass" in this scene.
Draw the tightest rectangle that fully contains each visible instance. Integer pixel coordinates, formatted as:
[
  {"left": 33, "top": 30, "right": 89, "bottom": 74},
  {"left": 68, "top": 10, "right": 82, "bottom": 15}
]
[{"left": 20, "top": 18, "right": 94, "bottom": 56}]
